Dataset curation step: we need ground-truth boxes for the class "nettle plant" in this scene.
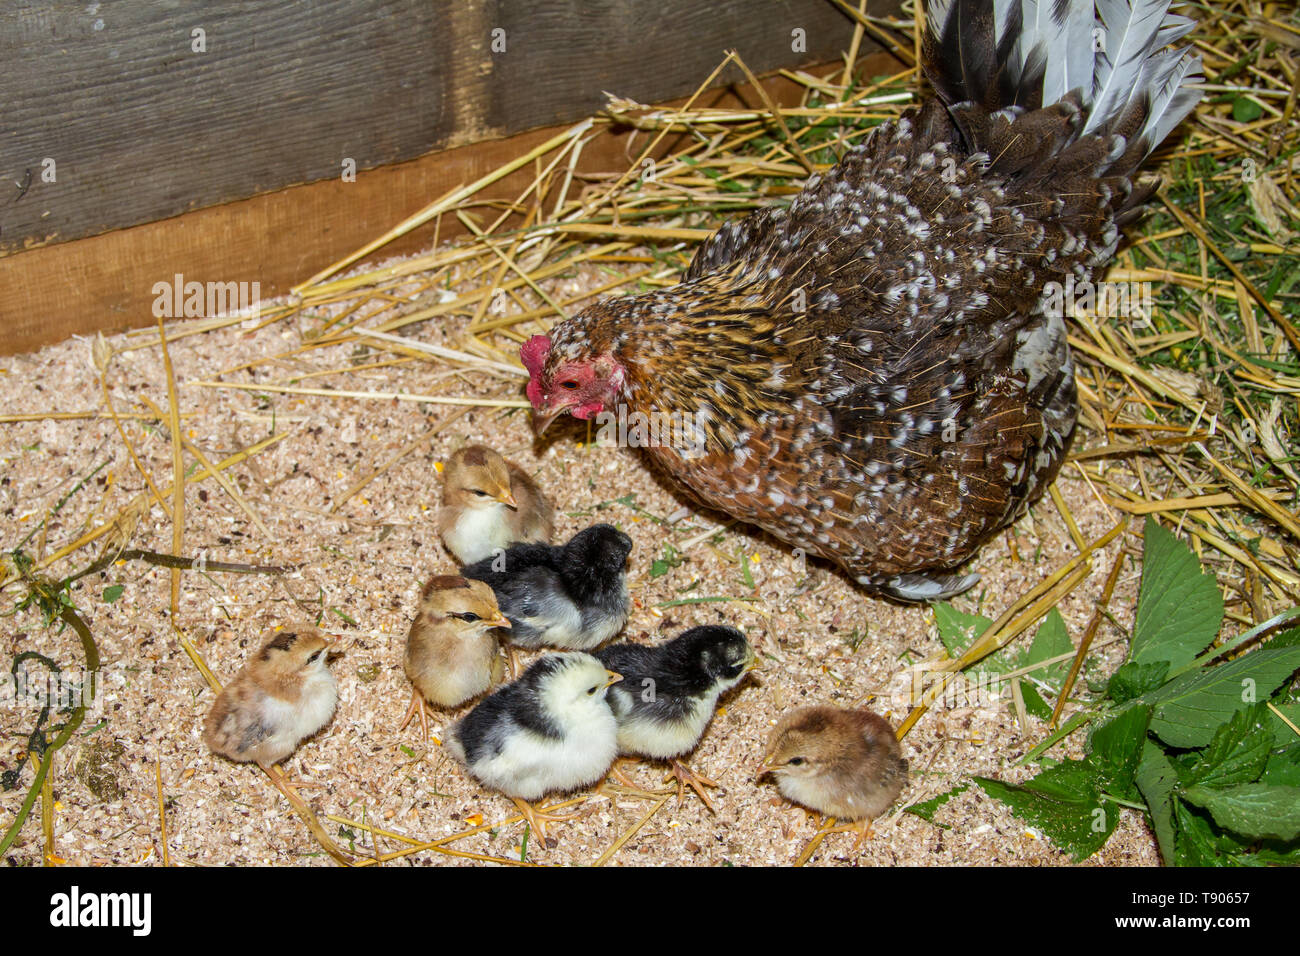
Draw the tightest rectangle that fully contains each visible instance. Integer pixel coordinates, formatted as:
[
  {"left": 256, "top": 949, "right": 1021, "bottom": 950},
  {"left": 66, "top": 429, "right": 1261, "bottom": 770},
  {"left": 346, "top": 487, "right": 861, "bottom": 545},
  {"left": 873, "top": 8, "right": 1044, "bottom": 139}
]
[{"left": 916, "top": 518, "right": 1300, "bottom": 865}]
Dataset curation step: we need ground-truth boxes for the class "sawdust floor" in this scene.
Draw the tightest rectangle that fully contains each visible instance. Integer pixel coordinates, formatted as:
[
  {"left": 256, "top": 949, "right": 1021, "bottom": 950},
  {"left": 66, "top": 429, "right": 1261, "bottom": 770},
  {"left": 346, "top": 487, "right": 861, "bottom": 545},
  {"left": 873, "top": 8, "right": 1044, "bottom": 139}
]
[{"left": 0, "top": 253, "right": 1160, "bottom": 867}]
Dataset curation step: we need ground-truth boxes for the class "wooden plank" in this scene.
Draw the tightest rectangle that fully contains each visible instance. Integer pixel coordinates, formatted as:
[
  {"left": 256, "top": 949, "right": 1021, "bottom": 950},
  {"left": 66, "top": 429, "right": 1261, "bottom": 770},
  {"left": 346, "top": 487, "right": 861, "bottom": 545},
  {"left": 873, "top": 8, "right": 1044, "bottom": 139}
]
[
  {"left": 0, "top": 0, "right": 870, "bottom": 254},
  {"left": 0, "top": 49, "right": 909, "bottom": 357}
]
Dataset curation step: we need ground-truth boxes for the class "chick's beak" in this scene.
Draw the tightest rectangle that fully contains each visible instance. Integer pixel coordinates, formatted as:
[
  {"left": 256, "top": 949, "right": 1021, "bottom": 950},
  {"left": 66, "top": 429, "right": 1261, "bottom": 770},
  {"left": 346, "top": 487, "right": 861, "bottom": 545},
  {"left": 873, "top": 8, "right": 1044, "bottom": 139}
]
[
  {"left": 496, "top": 489, "right": 519, "bottom": 509},
  {"left": 755, "top": 755, "right": 778, "bottom": 779},
  {"left": 603, "top": 670, "right": 624, "bottom": 688},
  {"left": 488, "top": 613, "right": 512, "bottom": 630}
]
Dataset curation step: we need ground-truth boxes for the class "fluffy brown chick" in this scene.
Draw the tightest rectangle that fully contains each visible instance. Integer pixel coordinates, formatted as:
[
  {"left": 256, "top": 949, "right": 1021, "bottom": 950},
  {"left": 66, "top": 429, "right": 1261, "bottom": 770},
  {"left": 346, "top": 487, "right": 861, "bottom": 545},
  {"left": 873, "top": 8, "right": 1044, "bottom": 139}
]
[
  {"left": 439, "top": 444, "right": 553, "bottom": 564},
  {"left": 204, "top": 628, "right": 337, "bottom": 769},
  {"left": 759, "top": 705, "right": 907, "bottom": 845},
  {"left": 401, "top": 575, "right": 510, "bottom": 740}
]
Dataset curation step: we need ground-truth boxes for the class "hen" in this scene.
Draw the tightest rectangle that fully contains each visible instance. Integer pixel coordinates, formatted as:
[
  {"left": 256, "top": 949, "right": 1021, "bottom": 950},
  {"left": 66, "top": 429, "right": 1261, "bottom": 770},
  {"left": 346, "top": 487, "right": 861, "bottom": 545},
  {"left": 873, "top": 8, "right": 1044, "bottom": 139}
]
[{"left": 523, "top": 0, "right": 1201, "bottom": 601}]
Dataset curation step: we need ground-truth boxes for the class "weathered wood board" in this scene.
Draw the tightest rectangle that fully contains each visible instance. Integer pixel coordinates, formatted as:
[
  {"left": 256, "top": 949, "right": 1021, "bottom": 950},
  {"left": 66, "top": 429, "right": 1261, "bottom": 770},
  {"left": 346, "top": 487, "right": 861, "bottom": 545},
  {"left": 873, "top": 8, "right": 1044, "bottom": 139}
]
[{"left": 1, "top": 0, "right": 870, "bottom": 254}]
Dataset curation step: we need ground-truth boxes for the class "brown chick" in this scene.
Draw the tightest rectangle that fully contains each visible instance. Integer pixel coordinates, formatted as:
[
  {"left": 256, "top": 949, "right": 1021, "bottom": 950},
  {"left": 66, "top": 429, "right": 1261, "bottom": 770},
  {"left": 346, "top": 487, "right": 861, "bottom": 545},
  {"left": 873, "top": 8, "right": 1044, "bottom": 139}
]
[
  {"left": 203, "top": 628, "right": 337, "bottom": 769},
  {"left": 758, "top": 705, "right": 907, "bottom": 847},
  {"left": 439, "top": 444, "right": 554, "bottom": 564},
  {"left": 401, "top": 574, "right": 510, "bottom": 740}
]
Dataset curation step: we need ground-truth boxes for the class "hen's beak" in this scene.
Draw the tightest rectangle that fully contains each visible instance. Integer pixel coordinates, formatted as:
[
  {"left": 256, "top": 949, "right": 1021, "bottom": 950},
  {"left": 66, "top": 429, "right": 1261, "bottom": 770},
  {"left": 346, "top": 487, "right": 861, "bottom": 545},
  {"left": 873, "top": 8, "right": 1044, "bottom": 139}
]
[{"left": 531, "top": 403, "right": 571, "bottom": 436}]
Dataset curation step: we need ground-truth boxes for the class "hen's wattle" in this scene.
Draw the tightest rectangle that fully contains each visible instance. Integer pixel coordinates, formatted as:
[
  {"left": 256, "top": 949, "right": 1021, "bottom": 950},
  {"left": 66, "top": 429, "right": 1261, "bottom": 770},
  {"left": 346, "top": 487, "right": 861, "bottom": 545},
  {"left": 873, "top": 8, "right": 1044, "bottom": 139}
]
[{"left": 525, "top": 0, "right": 1202, "bottom": 601}]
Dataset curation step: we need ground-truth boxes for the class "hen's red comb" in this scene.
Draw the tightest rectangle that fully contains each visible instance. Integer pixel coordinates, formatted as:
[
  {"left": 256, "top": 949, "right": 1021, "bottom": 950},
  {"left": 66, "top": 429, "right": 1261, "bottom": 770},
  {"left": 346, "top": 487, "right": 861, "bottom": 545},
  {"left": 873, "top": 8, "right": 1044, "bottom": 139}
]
[{"left": 520, "top": 335, "right": 551, "bottom": 376}]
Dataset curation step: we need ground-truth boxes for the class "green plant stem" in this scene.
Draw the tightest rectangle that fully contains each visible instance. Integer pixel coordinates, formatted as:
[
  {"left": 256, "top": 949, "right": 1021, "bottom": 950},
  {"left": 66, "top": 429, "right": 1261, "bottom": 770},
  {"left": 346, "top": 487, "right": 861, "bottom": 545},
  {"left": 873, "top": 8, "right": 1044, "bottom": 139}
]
[{"left": 0, "top": 600, "right": 100, "bottom": 857}]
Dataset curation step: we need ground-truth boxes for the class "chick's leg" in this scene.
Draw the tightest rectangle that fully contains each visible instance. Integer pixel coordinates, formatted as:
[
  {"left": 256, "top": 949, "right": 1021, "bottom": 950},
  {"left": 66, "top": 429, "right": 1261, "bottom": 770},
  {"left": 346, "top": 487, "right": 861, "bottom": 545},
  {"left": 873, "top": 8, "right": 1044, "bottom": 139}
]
[
  {"left": 398, "top": 690, "right": 430, "bottom": 742},
  {"left": 824, "top": 817, "right": 876, "bottom": 851},
  {"left": 601, "top": 759, "right": 673, "bottom": 800},
  {"left": 606, "top": 758, "right": 641, "bottom": 789},
  {"left": 510, "top": 798, "right": 582, "bottom": 845},
  {"left": 667, "top": 759, "right": 720, "bottom": 812}
]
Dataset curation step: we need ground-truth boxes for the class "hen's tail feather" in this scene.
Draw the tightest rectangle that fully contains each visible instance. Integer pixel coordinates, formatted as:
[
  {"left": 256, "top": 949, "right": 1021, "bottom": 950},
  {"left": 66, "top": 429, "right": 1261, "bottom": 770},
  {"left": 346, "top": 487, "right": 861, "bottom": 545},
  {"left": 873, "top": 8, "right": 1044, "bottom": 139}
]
[{"left": 923, "top": 0, "right": 1201, "bottom": 174}]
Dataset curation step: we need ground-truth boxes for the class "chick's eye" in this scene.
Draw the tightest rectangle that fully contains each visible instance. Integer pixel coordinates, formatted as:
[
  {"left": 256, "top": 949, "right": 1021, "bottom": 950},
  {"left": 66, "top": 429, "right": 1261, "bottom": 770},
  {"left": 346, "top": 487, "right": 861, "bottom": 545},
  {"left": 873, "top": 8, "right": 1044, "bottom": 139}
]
[
  {"left": 471, "top": 489, "right": 490, "bottom": 497},
  {"left": 558, "top": 380, "right": 580, "bottom": 391},
  {"left": 787, "top": 757, "right": 805, "bottom": 767},
  {"left": 587, "top": 685, "right": 600, "bottom": 695},
  {"left": 453, "top": 612, "right": 481, "bottom": 622}
]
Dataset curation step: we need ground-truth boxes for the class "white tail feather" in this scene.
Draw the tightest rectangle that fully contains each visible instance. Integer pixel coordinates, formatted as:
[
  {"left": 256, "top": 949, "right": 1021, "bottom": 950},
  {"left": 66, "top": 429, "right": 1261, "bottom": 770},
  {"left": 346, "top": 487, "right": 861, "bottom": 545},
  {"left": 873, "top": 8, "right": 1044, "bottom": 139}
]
[{"left": 926, "top": 0, "right": 1201, "bottom": 157}]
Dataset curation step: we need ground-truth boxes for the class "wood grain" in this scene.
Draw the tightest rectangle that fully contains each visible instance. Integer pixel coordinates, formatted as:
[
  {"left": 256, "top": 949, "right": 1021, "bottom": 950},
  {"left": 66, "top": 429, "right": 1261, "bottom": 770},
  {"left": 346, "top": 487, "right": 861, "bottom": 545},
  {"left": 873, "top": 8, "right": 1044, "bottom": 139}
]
[
  {"left": 0, "top": 0, "right": 868, "bottom": 254},
  {"left": 0, "top": 26, "right": 906, "bottom": 355}
]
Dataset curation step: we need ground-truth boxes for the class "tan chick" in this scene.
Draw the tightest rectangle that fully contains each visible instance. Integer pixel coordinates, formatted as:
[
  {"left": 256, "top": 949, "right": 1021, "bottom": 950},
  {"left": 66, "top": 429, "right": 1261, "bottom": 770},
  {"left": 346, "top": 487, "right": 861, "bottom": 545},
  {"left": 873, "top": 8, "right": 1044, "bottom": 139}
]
[
  {"left": 204, "top": 628, "right": 338, "bottom": 770},
  {"left": 758, "top": 705, "right": 907, "bottom": 847},
  {"left": 401, "top": 575, "right": 510, "bottom": 740},
  {"left": 439, "top": 445, "right": 553, "bottom": 564}
]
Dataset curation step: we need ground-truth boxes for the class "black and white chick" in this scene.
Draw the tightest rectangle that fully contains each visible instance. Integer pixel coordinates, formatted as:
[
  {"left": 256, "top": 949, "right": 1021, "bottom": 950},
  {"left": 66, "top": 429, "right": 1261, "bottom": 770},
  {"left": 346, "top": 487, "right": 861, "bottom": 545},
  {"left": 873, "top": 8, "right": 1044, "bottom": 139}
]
[
  {"left": 460, "top": 523, "right": 632, "bottom": 653},
  {"left": 444, "top": 651, "right": 623, "bottom": 840},
  {"left": 595, "top": 625, "right": 756, "bottom": 810}
]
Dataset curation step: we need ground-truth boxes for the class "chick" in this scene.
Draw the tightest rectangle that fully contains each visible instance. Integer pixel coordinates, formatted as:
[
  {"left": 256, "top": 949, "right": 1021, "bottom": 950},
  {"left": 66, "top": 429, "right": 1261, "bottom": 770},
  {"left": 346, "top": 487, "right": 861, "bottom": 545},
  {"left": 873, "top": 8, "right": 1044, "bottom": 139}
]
[
  {"left": 445, "top": 652, "right": 622, "bottom": 840},
  {"left": 758, "top": 706, "right": 907, "bottom": 846},
  {"left": 400, "top": 574, "right": 511, "bottom": 741},
  {"left": 439, "top": 444, "right": 554, "bottom": 564},
  {"left": 203, "top": 628, "right": 338, "bottom": 769},
  {"left": 460, "top": 523, "right": 632, "bottom": 653},
  {"left": 595, "top": 625, "right": 756, "bottom": 810}
]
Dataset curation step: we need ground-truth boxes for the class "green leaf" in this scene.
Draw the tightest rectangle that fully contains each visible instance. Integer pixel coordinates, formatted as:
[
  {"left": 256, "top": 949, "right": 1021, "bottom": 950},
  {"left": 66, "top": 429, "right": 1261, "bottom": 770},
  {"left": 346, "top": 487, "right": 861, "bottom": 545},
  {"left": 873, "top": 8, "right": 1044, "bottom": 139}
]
[
  {"left": 1090, "top": 705, "right": 1152, "bottom": 800},
  {"left": 1108, "top": 660, "right": 1170, "bottom": 703},
  {"left": 1173, "top": 799, "right": 1243, "bottom": 867},
  {"left": 1184, "top": 703, "right": 1272, "bottom": 787},
  {"left": 1019, "top": 609, "right": 1073, "bottom": 686},
  {"left": 1021, "top": 682, "right": 1052, "bottom": 720},
  {"left": 1261, "top": 744, "right": 1300, "bottom": 788},
  {"left": 1136, "top": 741, "right": 1180, "bottom": 865},
  {"left": 1182, "top": 784, "right": 1300, "bottom": 841},
  {"left": 933, "top": 603, "right": 1015, "bottom": 673},
  {"left": 1232, "top": 96, "right": 1263, "bottom": 122},
  {"left": 977, "top": 708, "right": 1149, "bottom": 860},
  {"left": 649, "top": 544, "right": 684, "bottom": 579},
  {"left": 975, "top": 763, "right": 1115, "bottom": 861},
  {"left": 1143, "top": 645, "right": 1300, "bottom": 748},
  {"left": 933, "top": 603, "right": 992, "bottom": 657},
  {"left": 102, "top": 584, "right": 124, "bottom": 604},
  {"left": 1268, "top": 626, "right": 1300, "bottom": 649},
  {"left": 1266, "top": 701, "right": 1300, "bottom": 744},
  {"left": 905, "top": 783, "right": 969, "bottom": 823},
  {"left": 1131, "top": 517, "right": 1224, "bottom": 670}
]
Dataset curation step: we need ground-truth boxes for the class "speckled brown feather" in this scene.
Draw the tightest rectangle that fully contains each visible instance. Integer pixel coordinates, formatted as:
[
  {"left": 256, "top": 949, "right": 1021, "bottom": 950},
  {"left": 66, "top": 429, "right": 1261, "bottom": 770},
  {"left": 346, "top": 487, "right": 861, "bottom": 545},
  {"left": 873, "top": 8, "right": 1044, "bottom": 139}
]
[{"left": 536, "top": 0, "right": 1199, "bottom": 600}]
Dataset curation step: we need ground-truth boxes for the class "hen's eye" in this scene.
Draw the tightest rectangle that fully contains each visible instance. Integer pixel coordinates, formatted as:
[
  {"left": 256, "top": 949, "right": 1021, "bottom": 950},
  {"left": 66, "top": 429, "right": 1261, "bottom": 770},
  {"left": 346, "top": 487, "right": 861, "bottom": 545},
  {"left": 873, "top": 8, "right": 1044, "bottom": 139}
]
[
  {"left": 453, "top": 612, "right": 482, "bottom": 622},
  {"left": 559, "top": 380, "right": 580, "bottom": 391},
  {"left": 787, "top": 757, "right": 805, "bottom": 767}
]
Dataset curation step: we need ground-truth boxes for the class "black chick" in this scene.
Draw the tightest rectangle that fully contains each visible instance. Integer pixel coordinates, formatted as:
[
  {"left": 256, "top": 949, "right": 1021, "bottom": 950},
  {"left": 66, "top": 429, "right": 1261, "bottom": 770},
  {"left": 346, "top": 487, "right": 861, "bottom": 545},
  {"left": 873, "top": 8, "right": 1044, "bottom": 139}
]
[
  {"left": 595, "top": 625, "right": 756, "bottom": 810},
  {"left": 460, "top": 523, "right": 632, "bottom": 653}
]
